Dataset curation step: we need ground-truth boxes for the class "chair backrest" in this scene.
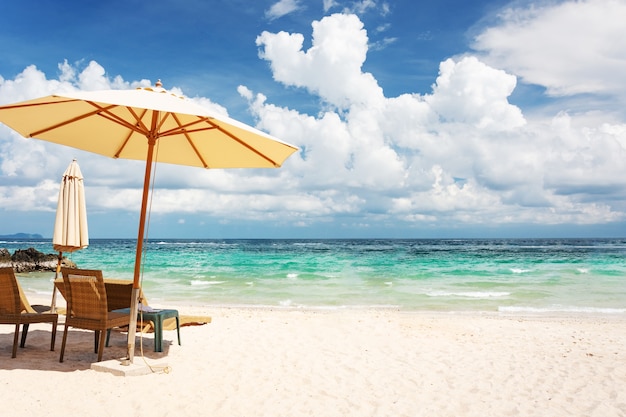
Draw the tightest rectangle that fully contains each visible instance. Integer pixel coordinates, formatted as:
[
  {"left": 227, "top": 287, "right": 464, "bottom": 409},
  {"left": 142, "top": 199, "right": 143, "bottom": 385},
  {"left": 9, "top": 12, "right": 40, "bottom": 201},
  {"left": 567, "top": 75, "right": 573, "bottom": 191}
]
[
  {"left": 103, "top": 279, "right": 135, "bottom": 311},
  {"left": 61, "top": 268, "right": 108, "bottom": 322},
  {"left": 0, "top": 267, "right": 20, "bottom": 315}
]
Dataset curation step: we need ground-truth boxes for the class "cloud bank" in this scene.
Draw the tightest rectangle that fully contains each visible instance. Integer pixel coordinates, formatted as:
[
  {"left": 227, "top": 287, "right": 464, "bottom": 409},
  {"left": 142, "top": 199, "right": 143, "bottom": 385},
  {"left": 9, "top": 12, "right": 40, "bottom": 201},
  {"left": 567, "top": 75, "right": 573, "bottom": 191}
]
[
  {"left": 248, "top": 8, "right": 626, "bottom": 231},
  {"left": 1, "top": 2, "right": 626, "bottom": 237}
]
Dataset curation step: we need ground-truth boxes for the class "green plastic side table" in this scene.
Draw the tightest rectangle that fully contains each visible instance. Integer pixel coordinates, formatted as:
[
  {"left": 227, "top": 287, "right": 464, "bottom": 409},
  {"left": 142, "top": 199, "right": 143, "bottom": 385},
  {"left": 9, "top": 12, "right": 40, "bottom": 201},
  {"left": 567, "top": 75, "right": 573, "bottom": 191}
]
[{"left": 108, "top": 308, "right": 181, "bottom": 352}]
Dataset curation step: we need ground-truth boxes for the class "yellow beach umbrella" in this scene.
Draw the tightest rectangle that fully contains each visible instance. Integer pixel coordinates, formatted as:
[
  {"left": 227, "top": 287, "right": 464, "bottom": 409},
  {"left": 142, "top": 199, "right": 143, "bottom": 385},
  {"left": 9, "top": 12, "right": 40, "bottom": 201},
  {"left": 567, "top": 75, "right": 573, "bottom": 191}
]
[{"left": 0, "top": 81, "right": 298, "bottom": 362}]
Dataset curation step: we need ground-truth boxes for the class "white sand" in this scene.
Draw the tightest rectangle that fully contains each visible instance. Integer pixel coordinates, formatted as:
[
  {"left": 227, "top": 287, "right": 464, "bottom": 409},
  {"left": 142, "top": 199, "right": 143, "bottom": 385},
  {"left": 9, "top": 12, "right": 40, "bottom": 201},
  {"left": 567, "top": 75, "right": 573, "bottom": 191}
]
[{"left": 1, "top": 301, "right": 625, "bottom": 417}]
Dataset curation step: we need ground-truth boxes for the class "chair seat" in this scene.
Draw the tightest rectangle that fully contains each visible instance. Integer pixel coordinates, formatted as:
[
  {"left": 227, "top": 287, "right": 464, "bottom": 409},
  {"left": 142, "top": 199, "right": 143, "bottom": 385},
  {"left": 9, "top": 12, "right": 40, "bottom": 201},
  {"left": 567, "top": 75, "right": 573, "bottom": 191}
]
[
  {"left": 65, "top": 311, "right": 130, "bottom": 331},
  {"left": 0, "top": 312, "right": 58, "bottom": 324}
]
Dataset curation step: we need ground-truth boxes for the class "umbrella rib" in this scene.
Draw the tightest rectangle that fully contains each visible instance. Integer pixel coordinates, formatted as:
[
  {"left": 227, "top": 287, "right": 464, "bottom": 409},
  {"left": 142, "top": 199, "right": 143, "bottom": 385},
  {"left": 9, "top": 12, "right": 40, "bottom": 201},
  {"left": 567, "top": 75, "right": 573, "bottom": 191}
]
[
  {"left": 157, "top": 117, "right": 215, "bottom": 137},
  {"left": 170, "top": 113, "right": 209, "bottom": 168},
  {"left": 114, "top": 107, "right": 150, "bottom": 158},
  {"left": 158, "top": 116, "right": 282, "bottom": 167},
  {"left": 29, "top": 102, "right": 119, "bottom": 138},
  {"left": 156, "top": 112, "right": 172, "bottom": 131},
  {"left": 126, "top": 106, "right": 151, "bottom": 132},
  {"left": 159, "top": 126, "right": 216, "bottom": 136},
  {"left": 0, "top": 97, "right": 78, "bottom": 110},
  {"left": 204, "top": 118, "right": 282, "bottom": 167},
  {"left": 85, "top": 103, "right": 150, "bottom": 134}
]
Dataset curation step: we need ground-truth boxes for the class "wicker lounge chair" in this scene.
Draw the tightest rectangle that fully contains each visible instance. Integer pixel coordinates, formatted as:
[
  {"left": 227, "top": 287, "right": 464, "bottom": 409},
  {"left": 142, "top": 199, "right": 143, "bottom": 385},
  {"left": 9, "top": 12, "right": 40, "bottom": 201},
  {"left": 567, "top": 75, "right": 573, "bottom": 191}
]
[
  {"left": 59, "top": 268, "right": 131, "bottom": 362},
  {"left": 0, "top": 267, "right": 58, "bottom": 358}
]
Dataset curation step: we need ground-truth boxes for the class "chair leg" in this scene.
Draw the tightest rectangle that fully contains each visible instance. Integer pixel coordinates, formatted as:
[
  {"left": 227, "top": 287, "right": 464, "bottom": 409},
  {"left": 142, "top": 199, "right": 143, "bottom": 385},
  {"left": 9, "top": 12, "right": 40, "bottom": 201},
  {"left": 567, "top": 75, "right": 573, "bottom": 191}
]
[
  {"left": 12, "top": 324, "right": 20, "bottom": 358},
  {"left": 94, "top": 331, "right": 100, "bottom": 353},
  {"left": 59, "top": 323, "right": 69, "bottom": 362},
  {"left": 97, "top": 330, "right": 107, "bottom": 362},
  {"left": 155, "top": 316, "right": 163, "bottom": 352},
  {"left": 176, "top": 315, "right": 181, "bottom": 346},
  {"left": 20, "top": 323, "right": 29, "bottom": 348},
  {"left": 50, "top": 320, "right": 57, "bottom": 351}
]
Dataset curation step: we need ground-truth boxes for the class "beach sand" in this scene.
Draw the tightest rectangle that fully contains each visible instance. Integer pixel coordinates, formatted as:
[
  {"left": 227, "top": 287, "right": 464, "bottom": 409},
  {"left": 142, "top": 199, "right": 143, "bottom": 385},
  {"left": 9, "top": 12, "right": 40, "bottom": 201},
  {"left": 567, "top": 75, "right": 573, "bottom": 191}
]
[{"left": 1, "top": 298, "right": 625, "bottom": 417}]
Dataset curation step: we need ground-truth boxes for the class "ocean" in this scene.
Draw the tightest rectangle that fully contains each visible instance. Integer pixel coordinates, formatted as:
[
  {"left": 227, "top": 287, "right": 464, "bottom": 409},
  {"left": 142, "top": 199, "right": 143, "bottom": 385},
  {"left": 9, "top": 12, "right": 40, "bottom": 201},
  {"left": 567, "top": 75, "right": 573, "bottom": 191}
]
[{"left": 4, "top": 238, "right": 626, "bottom": 314}]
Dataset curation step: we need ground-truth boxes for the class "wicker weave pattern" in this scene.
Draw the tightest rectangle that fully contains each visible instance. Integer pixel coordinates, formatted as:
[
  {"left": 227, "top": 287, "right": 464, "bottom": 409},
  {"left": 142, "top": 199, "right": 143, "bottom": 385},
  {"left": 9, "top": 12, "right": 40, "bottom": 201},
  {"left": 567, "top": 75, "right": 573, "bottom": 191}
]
[
  {"left": 60, "top": 267, "right": 131, "bottom": 362},
  {"left": 0, "top": 267, "right": 58, "bottom": 358},
  {"left": 54, "top": 278, "right": 138, "bottom": 312},
  {"left": 65, "top": 271, "right": 107, "bottom": 323},
  {"left": 0, "top": 267, "right": 20, "bottom": 316}
]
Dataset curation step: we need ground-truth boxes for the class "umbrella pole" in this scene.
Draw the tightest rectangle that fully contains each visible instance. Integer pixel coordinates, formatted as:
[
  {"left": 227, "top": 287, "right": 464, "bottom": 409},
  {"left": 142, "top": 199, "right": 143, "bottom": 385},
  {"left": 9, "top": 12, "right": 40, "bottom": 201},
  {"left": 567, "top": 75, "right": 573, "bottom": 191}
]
[
  {"left": 50, "top": 252, "right": 62, "bottom": 313},
  {"left": 127, "top": 134, "right": 157, "bottom": 363}
]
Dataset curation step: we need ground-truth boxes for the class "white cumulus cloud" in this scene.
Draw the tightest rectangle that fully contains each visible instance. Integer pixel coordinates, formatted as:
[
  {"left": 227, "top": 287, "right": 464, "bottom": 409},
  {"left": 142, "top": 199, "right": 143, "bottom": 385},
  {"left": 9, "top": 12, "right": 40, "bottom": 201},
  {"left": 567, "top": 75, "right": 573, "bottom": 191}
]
[
  {"left": 472, "top": 0, "right": 626, "bottom": 99},
  {"left": 265, "top": 0, "right": 302, "bottom": 21}
]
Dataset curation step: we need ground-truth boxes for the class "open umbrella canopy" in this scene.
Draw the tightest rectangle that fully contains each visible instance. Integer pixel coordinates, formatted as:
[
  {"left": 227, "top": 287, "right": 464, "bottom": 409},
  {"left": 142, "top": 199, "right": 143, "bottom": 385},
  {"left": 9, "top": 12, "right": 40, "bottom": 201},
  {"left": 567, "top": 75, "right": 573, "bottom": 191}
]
[
  {"left": 53, "top": 159, "right": 89, "bottom": 253},
  {"left": 0, "top": 84, "right": 297, "bottom": 169}
]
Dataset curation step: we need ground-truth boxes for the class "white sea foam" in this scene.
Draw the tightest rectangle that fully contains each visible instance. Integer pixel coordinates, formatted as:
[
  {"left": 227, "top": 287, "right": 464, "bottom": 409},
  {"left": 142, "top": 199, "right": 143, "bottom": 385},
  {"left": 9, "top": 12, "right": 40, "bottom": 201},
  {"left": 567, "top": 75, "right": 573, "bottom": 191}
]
[
  {"left": 426, "top": 291, "right": 510, "bottom": 298},
  {"left": 510, "top": 268, "right": 530, "bottom": 274},
  {"left": 286, "top": 273, "right": 299, "bottom": 279},
  {"left": 190, "top": 280, "right": 226, "bottom": 286},
  {"left": 499, "top": 306, "right": 626, "bottom": 314},
  {"left": 271, "top": 302, "right": 400, "bottom": 310},
  {"left": 576, "top": 268, "right": 590, "bottom": 274}
]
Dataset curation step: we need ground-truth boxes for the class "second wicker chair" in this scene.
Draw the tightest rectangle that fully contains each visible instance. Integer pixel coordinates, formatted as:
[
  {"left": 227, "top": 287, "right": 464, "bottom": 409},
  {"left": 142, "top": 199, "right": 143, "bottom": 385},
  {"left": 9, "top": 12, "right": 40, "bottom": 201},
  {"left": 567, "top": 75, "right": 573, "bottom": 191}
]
[{"left": 59, "top": 268, "right": 131, "bottom": 362}]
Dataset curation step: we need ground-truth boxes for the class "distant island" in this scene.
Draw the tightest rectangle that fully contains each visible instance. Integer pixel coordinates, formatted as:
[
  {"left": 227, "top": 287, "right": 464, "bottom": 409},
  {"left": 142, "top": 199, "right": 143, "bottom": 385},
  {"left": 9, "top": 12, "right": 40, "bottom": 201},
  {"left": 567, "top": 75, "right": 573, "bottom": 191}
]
[{"left": 0, "top": 233, "right": 44, "bottom": 239}]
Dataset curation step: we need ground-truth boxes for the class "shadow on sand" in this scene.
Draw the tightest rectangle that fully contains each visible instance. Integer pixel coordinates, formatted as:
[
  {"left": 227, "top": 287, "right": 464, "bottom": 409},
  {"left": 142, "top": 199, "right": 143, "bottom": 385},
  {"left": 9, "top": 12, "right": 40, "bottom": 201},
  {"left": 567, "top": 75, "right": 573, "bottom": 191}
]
[{"left": 0, "top": 325, "right": 173, "bottom": 372}]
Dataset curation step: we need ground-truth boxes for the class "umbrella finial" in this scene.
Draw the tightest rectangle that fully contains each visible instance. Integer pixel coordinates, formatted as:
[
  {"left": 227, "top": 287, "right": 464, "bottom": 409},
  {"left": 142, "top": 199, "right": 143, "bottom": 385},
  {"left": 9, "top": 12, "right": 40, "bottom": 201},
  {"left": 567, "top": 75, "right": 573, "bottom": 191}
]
[{"left": 155, "top": 79, "right": 163, "bottom": 88}]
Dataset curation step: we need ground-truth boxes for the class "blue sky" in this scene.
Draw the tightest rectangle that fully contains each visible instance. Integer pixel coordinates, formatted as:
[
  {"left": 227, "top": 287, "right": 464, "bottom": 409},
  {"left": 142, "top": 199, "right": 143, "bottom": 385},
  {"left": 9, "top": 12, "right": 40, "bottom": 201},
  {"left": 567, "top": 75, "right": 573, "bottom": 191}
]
[{"left": 1, "top": 0, "right": 626, "bottom": 239}]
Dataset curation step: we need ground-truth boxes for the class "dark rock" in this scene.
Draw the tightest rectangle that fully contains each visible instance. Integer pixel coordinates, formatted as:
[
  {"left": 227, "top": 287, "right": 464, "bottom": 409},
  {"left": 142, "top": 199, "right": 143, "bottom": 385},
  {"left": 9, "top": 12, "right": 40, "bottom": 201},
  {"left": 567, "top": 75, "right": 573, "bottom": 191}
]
[
  {"left": 12, "top": 248, "right": 53, "bottom": 263},
  {"left": 0, "top": 247, "right": 77, "bottom": 272}
]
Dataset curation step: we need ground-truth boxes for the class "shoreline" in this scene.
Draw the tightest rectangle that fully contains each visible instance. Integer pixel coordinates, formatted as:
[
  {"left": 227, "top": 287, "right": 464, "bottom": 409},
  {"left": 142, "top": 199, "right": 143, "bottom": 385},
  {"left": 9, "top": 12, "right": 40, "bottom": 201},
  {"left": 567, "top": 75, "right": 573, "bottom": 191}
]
[{"left": 22, "top": 290, "right": 626, "bottom": 320}]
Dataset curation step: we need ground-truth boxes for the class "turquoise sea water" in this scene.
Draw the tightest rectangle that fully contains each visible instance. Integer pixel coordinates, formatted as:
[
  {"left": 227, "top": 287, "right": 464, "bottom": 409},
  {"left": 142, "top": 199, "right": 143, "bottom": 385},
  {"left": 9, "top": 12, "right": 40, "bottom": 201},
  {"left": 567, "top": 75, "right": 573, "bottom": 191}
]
[{"left": 4, "top": 238, "right": 626, "bottom": 314}]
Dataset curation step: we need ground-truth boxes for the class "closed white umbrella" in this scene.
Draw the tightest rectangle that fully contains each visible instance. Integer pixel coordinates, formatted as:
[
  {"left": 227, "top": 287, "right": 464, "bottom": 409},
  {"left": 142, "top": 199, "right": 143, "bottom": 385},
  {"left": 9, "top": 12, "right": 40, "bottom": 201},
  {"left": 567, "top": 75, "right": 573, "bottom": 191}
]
[
  {"left": 53, "top": 159, "right": 89, "bottom": 253},
  {"left": 50, "top": 159, "right": 89, "bottom": 312}
]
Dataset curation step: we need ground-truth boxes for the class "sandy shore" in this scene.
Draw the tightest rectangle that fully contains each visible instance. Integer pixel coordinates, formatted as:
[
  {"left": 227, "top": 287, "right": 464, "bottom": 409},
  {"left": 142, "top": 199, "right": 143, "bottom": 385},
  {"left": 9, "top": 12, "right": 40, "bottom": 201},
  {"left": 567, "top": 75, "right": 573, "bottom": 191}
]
[{"left": 1, "top": 298, "right": 625, "bottom": 417}]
